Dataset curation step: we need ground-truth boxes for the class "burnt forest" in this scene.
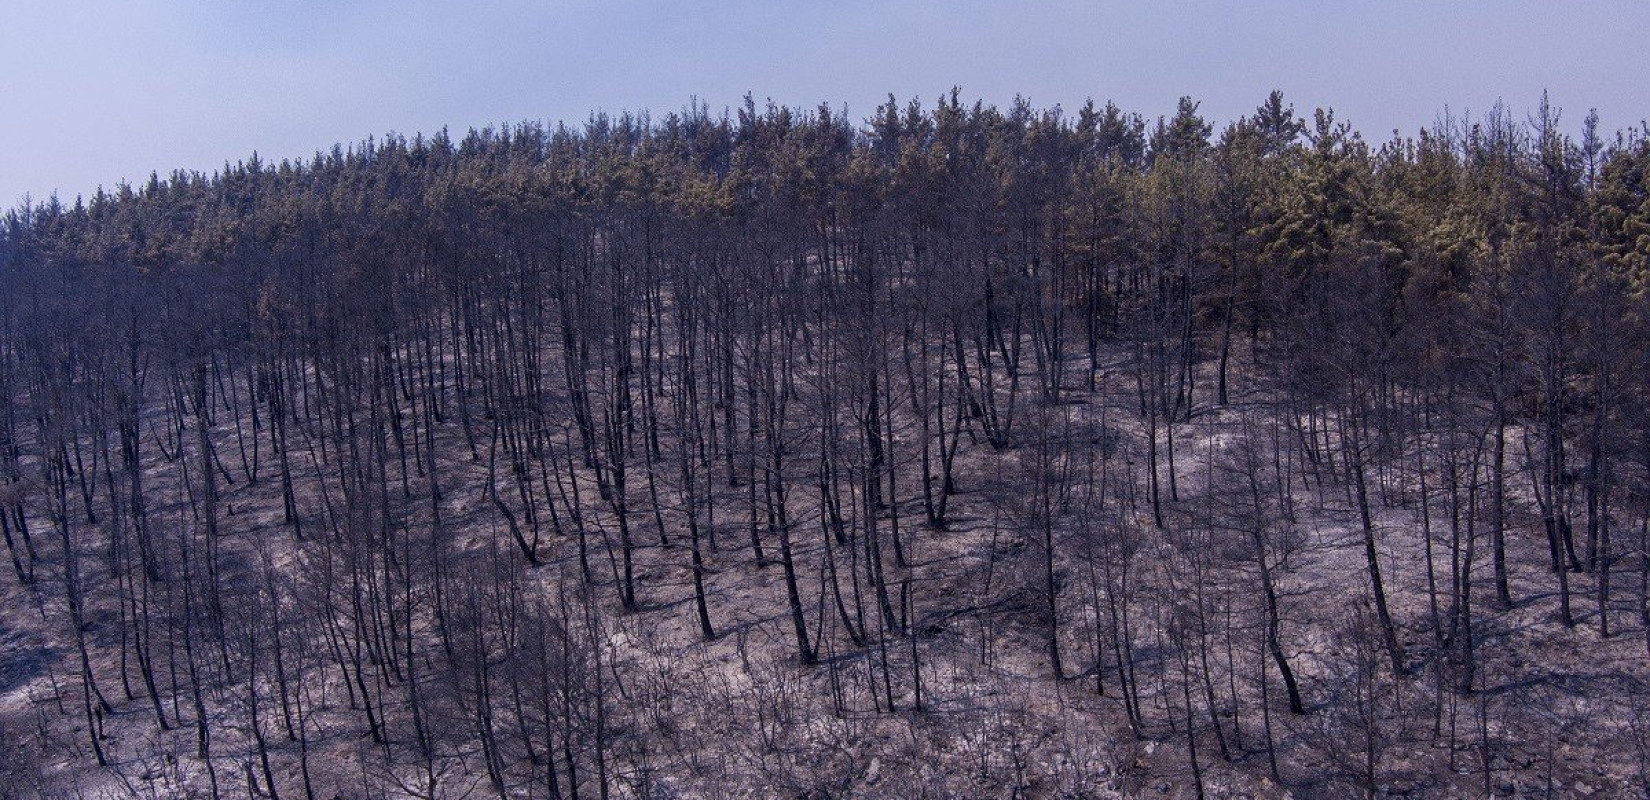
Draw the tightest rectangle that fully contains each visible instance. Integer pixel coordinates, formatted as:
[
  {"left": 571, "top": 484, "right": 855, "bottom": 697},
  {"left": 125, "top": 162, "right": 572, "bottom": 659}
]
[{"left": 2, "top": 92, "right": 1649, "bottom": 799}]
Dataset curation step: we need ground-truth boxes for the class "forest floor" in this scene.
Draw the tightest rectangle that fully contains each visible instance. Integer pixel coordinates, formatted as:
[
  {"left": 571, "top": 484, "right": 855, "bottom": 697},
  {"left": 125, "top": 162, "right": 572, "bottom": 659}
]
[{"left": 2, "top": 351, "right": 1648, "bottom": 800}]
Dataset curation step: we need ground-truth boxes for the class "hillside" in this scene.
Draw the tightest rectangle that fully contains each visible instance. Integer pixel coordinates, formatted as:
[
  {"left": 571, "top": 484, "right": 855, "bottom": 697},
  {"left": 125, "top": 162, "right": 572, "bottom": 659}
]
[{"left": 1, "top": 94, "right": 1649, "bottom": 799}]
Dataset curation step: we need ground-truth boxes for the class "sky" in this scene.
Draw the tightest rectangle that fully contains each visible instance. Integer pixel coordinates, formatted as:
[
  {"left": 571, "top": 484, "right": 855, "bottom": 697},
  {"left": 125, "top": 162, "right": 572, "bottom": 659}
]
[{"left": 2, "top": 0, "right": 1647, "bottom": 207}]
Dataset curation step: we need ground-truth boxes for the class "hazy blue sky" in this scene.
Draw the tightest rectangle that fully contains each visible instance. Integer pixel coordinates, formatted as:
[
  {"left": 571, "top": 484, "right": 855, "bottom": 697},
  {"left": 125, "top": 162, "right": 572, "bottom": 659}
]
[{"left": 3, "top": 1, "right": 1647, "bottom": 206}]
